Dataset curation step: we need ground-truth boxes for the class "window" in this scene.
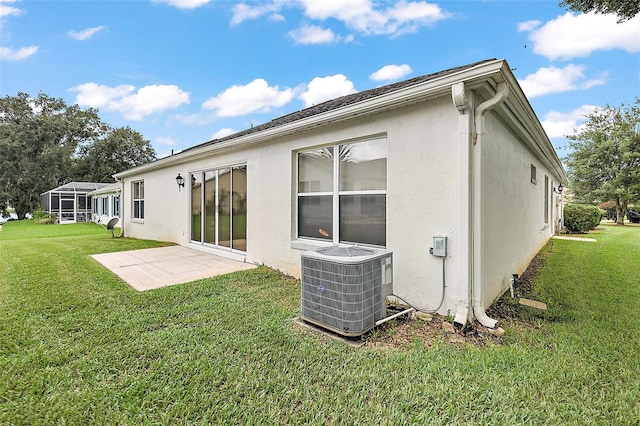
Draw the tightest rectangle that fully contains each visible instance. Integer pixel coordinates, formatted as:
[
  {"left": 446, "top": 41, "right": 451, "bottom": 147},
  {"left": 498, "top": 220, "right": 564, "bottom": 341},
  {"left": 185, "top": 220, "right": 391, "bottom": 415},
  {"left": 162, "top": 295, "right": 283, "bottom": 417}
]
[
  {"left": 297, "top": 137, "right": 387, "bottom": 246},
  {"left": 102, "top": 197, "right": 109, "bottom": 216},
  {"left": 531, "top": 164, "right": 537, "bottom": 185},
  {"left": 132, "top": 180, "right": 144, "bottom": 220},
  {"left": 113, "top": 195, "right": 120, "bottom": 217},
  {"left": 544, "top": 175, "right": 549, "bottom": 224}
]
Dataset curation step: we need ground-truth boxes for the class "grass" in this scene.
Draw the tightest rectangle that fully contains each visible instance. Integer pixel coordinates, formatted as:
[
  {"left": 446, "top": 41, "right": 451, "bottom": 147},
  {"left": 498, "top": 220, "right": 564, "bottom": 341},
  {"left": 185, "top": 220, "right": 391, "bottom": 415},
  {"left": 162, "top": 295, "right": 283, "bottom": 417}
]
[{"left": 1, "top": 221, "right": 639, "bottom": 424}]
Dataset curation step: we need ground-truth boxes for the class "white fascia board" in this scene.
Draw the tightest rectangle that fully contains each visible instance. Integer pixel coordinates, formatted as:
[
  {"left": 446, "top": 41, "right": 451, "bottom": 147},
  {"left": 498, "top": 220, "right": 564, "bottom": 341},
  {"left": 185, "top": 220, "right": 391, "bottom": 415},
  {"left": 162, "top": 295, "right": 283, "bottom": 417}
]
[
  {"left": 495, "top": 69, "right": 568, "bottom": 183},
  {"left": 115, "top": 60, "right": 506, "bottom": 179}
]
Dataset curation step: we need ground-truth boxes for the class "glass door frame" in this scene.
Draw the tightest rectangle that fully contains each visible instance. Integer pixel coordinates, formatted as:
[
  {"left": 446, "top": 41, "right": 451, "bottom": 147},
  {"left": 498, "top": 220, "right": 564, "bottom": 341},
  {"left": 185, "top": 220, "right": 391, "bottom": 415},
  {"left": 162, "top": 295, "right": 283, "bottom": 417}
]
[{"left": 190, "top": 163, "right": 247, "bottom": 253}]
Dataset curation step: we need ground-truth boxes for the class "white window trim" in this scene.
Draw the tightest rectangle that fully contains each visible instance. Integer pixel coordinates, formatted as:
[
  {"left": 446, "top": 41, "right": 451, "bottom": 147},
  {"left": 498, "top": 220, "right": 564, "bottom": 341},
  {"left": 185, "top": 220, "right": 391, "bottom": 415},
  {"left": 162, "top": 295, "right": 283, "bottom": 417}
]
[
  {"left": 132, "top": 180, "right": 144, "bottom": 221},
  {"left": 295, "top": 137, "right": 387, "bottom": 247}
]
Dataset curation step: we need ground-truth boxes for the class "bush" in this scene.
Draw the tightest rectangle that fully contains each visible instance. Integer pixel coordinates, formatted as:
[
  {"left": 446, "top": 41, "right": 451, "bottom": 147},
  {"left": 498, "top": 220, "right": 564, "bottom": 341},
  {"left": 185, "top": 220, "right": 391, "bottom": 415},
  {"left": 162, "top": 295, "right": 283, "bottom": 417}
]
[
  {"left": 32, "top": 208, "right": 57, "bottom": 225},
  {"left": 564, "top": 203, "right": 602, "bottom": 233}
]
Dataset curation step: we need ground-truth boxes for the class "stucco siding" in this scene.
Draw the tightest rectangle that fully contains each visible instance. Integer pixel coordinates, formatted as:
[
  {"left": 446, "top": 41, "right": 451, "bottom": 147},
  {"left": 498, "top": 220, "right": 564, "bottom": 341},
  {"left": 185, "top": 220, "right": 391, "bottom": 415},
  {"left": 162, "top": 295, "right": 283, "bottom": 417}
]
[
  {"left": 120, "top": 96, "right": 463, "bottom": 313},
  {"left": 114, "top": 60, "right": 568, "bottom": 324},
  {"left": 480, "top": 112, "right": 560, "bottom": 306},
  {"left": 248, "top": 95, "right": 463, "bottom": 315}
]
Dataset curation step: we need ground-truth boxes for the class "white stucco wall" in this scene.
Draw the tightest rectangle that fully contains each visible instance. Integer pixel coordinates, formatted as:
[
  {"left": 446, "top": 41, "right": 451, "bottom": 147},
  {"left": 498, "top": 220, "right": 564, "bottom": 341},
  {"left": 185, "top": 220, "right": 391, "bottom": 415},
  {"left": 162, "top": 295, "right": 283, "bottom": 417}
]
[
  {"left": 119, "top": 90, "right": 562, "bottom": 317},
  {"left": 480, "top": 112, "right": 563, "bottom": 306},
  {"left": 120, "top": 95, "right": 464, "bottom": 314}
]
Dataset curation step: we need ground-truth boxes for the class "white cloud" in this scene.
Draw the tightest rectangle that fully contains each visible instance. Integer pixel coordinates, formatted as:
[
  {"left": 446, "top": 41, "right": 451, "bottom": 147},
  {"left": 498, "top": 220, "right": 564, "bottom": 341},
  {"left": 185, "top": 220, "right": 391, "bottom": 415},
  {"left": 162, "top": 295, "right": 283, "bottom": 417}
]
[
  {"left": 541, "top": 105, "right": 598, "bottom": 139},
  {"left": 70, "top": 82, "right": 135, "bottom": 108},
  {"left": 299, "top": 74, "right": 356, "bottom": 107},
  {"left": 231, "top": 0, "right": 449, "bottom": 36},
  {"left": 517, "top": 20, "right": 540, "bottom": 32},
  {"left": 288, "top": 24, "right": 336, "bottom": 45},
  {"left": 202, "top": 79, "right": 294, "bottom": 117},
  {"left": 299, "top": 0, "right": 449, "bottom": 35},
  {"left": 518, "top": 64, "right": 606, "bottom": 98},
  {"left": 156, "top": 136, "right": 177, "bottom": 146},
  {"left": 520, "top": 12, "right": 640, "bottom": 60},
  {"left": 212, "top": 128, "right": 236, "bottom": 139},
  {"left": 231, "top": 2, "right": 283, "bottom": 25},
  {"left": 0, "top": 2, "right": 37, "bottom": 57},
  {"left": 0, "top": 45, "right": 38, "bottom": 60},
  {"left": 70, "top": 82, "right": 190, "bottom": 120},
  {"left": 0, "top": 0, "right": 22, "bottom": 18},
  {"left": 370, "top": 64, "right": 412, "bottom": 82},
  {"left": 268, "top": 13, "right": 285, "bottom": 22},
  {"left": 68, "top": 25, "right": 105, "bottom": 41},
  {"left": 152, "top": 0, "right": 210, "bottom": 9}
]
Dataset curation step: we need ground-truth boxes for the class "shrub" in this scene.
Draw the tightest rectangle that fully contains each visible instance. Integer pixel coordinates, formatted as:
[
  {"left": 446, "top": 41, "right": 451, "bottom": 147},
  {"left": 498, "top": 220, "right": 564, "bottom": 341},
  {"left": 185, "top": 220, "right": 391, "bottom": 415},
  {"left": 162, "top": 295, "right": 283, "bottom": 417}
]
[
  {"left": 564, "top": 203, "right": 601, "bottom": 233},
  {"left": 32, "top": 208, "right": 57, "bottom": 225}
]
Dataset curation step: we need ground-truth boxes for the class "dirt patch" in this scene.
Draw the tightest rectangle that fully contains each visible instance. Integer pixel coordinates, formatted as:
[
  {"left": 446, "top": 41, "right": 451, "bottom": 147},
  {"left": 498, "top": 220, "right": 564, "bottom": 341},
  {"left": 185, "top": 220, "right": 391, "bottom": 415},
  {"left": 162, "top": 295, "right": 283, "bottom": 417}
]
[{"left": 363, "top": 307, "right": 503, "bottom": 349}]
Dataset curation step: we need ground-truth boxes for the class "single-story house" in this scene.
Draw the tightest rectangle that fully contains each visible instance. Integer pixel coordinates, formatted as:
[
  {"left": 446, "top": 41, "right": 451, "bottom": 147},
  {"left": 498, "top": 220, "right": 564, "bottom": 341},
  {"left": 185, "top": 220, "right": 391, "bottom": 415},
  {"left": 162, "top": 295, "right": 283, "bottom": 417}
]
[
  {"left": 40, "top": 182, "right": 113, "bottom": 223},
  {"left": 88, "top": 183, "right": 122, "bottom": 225},
  {"left": 113, "top": 58, "right": 566, "bottom": 327}
]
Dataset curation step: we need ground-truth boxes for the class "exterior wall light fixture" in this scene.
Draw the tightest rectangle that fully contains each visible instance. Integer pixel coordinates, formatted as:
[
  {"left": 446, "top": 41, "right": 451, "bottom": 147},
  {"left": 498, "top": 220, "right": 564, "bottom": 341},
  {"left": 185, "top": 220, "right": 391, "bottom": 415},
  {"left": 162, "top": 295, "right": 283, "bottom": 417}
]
[
  {"left": 176, "top": 173, "right": 185, "bottom": 191},
  {"left": 553, "top": 184, "right": 563, "bottom": 194}
]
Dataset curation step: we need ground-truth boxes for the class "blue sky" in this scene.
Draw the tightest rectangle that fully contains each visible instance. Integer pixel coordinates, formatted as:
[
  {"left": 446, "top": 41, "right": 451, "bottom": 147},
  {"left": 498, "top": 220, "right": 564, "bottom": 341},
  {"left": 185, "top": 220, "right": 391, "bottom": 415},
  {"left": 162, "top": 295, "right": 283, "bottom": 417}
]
[{"left": 1, "top": 0, "right": 638, "bottom": 159}]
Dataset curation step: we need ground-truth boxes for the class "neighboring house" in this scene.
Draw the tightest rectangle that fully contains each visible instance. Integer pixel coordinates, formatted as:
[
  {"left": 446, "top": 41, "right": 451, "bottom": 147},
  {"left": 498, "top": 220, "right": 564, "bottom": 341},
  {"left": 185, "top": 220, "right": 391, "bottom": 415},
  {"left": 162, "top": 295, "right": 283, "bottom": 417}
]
[
  {"left": 88, "top": 183, "right": 122, "bottom": 225},
  {"left": 40, "top": 182, "right": 113, "bottom": 223},
  {"left": 113, "top": 59, "right": 566, "bottom": 327}
]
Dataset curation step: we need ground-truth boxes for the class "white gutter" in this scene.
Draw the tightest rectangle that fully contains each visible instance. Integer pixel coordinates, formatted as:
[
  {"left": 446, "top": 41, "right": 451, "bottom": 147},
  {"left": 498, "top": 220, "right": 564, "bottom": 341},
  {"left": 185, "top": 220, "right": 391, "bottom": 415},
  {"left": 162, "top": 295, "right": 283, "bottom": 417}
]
[{"left": 471, "top": 81, "right": 509, "bottom": 328}]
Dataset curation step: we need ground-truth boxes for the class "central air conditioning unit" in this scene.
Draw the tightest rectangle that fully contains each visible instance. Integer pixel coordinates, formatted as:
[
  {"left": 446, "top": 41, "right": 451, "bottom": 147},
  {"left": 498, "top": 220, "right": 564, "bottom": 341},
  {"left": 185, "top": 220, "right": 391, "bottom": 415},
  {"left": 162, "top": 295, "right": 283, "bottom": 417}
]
[{"left": 300, "top": 245, "right": 393, "bottom": 337}]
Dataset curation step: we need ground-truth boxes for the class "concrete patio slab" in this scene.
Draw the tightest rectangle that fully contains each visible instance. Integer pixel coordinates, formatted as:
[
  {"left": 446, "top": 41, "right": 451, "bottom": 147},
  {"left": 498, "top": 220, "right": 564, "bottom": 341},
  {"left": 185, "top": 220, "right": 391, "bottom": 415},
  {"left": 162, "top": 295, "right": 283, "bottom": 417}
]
[{"left": 91, "top": 246, "right": 257, "bottom": 291}]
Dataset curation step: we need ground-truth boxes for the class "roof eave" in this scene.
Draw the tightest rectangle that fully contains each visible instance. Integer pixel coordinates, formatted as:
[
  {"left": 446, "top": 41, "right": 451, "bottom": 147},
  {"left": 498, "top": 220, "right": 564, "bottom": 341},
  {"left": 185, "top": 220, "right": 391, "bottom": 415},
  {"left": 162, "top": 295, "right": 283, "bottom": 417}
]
[
  {"left": 115, "top": 59, "right": 506, "bottom": 178},
  {"left": 494, "top": 63, "right": 568, "bottom": 182}
]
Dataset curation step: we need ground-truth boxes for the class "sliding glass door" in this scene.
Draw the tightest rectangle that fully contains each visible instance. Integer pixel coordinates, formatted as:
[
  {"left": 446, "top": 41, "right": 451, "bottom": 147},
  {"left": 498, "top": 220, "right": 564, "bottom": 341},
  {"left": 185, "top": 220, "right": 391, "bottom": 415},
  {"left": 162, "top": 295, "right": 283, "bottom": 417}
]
[{"left": 190, "top": 165, "right": 247, "bottom": 252}]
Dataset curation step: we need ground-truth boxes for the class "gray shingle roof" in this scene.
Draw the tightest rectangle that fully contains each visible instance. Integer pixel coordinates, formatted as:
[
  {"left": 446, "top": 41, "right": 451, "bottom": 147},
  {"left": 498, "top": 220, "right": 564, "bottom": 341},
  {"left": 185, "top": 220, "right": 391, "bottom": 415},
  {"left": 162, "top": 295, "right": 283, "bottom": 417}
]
[{"left": 182, "top": 58, "right": 496, "bottom": 154}]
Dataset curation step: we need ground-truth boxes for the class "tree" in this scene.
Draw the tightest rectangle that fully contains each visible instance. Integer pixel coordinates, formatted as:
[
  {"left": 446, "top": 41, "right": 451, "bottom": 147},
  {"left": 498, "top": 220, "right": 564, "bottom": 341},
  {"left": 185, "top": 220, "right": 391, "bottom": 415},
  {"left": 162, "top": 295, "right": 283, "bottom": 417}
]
[
  {"left": 564, "top": 99, "right": 640, "bottom": 225},
  {"left": 77, "top": 126, "right": 156, "bottom": 182},
  {"left": 0, "top": 93, "right": 105, "bottom": 218},
  {"left": 559, "top": 0, "right": 640, "bottom": 21},
  {"left": 0, "top": 93, "right": 156, "bottom": 219}
]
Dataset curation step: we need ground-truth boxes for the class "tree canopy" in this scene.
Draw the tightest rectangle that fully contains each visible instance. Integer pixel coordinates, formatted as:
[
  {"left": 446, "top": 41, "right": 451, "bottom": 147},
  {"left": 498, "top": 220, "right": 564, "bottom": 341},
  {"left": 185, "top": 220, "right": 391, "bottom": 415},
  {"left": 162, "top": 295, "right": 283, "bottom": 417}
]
[
  {"left": 0, "top": 92, "right": 156, "bottom": 218},
  {"left": 559, "top": 0, "right": 640, "bottom": 21},
  {"left": 564, "top": 99, "right": 640, "bottom": 224},
  {"left": 76, "top": 126, "right": 156, "bottom": 183}
]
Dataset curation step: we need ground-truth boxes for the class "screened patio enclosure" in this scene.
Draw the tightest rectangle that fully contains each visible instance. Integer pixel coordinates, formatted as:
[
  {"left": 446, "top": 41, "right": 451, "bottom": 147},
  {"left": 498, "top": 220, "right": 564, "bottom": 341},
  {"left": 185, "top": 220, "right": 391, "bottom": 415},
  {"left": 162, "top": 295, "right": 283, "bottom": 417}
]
[{"left": 40, "top": 182, "right": 113, "bottom": 223}]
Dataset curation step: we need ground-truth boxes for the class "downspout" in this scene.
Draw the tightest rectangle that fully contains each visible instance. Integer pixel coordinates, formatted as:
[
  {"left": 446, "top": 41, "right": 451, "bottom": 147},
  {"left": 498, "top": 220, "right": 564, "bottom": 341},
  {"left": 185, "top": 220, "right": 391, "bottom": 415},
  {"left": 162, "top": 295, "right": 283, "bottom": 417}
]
[
  {"left": 472, "top": 82, "right": 509, "bottom": 328},
  {"left": 451, "top": 82, "right": 473, "bottom": 327},
  {"left": 115, "top": 176, "right": 125, "bottom": 237}
]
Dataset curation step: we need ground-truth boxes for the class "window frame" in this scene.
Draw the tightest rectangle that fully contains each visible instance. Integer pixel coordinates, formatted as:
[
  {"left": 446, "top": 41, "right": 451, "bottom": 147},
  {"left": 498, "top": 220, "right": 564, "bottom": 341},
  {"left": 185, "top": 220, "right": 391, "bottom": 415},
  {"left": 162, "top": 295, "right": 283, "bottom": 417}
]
[
  {"left": 544, "top": 175, "right": 550, "bottom": 224},
  {"left": 189, "top": 164, "right": 247, "bottom": 253},
  {"left": 102, "top": 197, "right": 109, "bottom": 216},
  {"left": 531, "top": 164, "right": 537, "bottom": 185},
  {"left": 296, "top": 137, "right": 387, "bottom": 247},
  {"left": 132, "top": 180, "right": 144, "bottom": 221},
  {"left": 113, "top": 195, "right": 120, "bottom": 217}
]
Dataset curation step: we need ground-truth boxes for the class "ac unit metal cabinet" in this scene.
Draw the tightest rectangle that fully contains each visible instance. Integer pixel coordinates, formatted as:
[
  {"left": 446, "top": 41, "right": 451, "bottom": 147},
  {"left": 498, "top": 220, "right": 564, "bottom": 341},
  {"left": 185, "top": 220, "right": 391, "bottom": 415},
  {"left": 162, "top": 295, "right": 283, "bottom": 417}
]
[{"left": 300, "top": 246, "right": 393, "bottom": 337}]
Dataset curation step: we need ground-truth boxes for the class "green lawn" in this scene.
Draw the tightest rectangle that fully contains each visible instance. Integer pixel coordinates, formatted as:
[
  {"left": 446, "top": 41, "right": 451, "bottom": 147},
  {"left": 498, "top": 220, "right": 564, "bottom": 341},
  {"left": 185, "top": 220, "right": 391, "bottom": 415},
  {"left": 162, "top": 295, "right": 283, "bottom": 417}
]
[{"left": 1, "top": 221, "right": 638, "bottom": 424}]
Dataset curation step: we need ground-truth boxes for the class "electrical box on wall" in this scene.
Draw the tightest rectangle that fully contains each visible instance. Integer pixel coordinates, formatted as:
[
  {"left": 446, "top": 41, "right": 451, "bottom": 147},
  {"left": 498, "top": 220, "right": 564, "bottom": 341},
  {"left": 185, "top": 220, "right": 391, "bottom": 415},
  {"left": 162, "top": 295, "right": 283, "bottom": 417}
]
[{"left": 430, "top": 236, "right": 448, "bottom": 257}]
